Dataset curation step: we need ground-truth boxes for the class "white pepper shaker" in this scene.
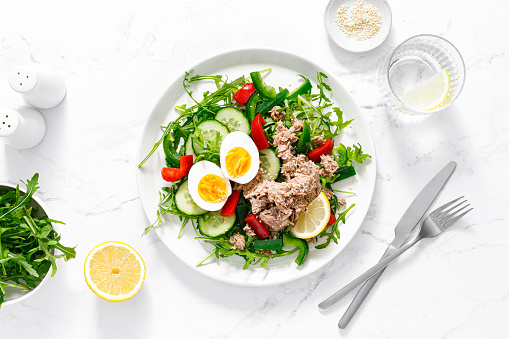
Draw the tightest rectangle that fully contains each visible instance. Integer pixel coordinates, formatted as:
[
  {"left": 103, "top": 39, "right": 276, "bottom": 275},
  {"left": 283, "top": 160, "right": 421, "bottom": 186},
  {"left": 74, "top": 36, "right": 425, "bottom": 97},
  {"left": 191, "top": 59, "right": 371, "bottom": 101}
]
[
  {"left": 0, "top": 106, "right": 46, "bottom": 149},
  {"left": 9, "top": 65, "right": 67, "bottom": 109}
]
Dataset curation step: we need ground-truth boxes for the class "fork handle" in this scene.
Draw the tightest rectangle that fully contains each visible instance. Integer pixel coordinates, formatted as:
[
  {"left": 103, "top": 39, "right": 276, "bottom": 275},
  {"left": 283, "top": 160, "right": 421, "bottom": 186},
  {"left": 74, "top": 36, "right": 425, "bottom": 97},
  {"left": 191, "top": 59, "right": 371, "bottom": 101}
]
[{"left": 319, "top": 232, "right": 422, "bottom": 311}]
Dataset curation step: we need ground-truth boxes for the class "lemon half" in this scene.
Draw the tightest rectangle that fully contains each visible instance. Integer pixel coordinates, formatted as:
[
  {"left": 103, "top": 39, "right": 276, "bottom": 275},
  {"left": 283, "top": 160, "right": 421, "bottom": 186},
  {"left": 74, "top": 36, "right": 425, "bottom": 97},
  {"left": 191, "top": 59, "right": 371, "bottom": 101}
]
[
  {"left": 402, "top": 68, "right": 451, "bottom": 112},
  {"left": 84, "top": 241, "right": 146, "bottom": 302},
  {"left": 290, "top": 192, "right": 331, "bottom": 239}
]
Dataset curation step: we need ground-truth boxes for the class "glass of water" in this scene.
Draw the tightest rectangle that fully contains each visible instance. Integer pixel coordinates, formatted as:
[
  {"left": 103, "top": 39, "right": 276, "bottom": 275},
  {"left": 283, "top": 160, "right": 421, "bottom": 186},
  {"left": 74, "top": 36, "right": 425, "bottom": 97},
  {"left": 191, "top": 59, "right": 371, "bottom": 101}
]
[{"left": 378, "top": 34, "right": 466, "bottom": 115}]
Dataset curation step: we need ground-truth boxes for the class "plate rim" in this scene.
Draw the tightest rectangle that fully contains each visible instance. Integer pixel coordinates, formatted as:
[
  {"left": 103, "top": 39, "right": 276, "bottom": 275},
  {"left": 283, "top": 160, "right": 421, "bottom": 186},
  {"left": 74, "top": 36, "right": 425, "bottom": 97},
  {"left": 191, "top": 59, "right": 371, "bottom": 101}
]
[{"left": 136, "top": 46, "right": 377, "bottom": 286}]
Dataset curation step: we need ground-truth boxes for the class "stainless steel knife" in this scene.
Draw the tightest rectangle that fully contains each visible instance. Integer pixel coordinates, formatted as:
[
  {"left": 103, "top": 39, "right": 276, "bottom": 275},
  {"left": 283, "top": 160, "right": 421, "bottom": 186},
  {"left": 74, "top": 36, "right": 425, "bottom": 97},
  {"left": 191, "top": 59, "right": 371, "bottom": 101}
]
[{"left": 318, "top": 161, "right": 457, "bottom": 324}]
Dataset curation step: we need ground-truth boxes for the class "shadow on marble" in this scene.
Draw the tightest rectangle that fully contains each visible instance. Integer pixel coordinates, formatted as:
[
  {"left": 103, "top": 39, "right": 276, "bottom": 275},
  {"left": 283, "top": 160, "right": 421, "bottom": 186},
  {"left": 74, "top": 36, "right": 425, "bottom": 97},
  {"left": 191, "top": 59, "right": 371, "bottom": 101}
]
[
  {"left": 38, "top": 95, "right": 69, "bottom": 160},
  {"left": 325, "top": 28, "right": 397, "bottom": 71},
  {"left": 94, "top": 284, "right": 152, "bottom": 338}
]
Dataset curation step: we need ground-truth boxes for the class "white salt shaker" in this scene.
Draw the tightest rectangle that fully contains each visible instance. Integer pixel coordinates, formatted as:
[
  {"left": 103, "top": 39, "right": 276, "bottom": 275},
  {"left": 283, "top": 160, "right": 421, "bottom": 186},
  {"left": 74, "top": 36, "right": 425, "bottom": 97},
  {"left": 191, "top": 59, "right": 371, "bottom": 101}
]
[
  {"left": 9, "top": 65, "right": 67, "bottom": 109},
  {"left": 0, "top": 106, "right": 46, "bottom": 149}
]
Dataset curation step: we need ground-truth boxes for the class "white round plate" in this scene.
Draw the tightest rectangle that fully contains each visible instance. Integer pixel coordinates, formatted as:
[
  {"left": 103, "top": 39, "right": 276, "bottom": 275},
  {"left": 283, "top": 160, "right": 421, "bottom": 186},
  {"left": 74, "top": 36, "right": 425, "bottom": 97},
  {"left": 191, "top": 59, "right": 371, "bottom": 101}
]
[{"left": 136, "top": 48, "right": 376, "bottom": 286}]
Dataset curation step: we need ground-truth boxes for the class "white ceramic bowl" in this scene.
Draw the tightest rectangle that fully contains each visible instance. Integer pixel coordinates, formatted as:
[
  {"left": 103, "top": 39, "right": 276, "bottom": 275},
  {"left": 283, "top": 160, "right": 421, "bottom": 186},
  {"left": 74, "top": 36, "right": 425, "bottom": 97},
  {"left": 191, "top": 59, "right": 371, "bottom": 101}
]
[
  {"left": 0, "top": 183, "right": 54, "bottom": 306},
  {"left": 324, "top": 0, "right": 392, "bottom": 52}
]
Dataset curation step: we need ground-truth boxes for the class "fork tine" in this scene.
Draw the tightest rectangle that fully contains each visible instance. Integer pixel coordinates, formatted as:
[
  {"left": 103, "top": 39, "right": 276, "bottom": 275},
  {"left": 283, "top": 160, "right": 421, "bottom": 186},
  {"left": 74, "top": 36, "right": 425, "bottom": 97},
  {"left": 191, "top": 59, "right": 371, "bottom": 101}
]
[
  {"left": 431, "top": 197, "right": 464, "bottom": 217},
  {"left": 439, "top": 202, "right": 470, "bottom": 224},
  {"left": 439, "top": 200, "right": 467, "bottom": 217},
  {"left": 442, "top": 208, "right": 473, "bottom": 228}
]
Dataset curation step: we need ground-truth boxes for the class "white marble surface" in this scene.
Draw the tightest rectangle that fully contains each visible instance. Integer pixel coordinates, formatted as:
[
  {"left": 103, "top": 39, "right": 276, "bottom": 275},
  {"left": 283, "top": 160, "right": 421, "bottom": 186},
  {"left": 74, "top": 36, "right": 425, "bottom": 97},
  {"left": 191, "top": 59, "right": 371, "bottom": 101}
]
[{"left": 0, "top": 0, "right": 507, "bottom": 338}]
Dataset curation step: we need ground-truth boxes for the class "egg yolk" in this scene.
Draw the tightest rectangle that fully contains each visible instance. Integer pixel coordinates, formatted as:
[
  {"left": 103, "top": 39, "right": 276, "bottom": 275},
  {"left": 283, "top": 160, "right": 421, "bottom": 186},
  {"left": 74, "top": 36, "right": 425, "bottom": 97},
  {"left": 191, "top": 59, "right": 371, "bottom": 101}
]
[
  {"left": 198, "top": 174, "right": 228, "bottom": 203},
  {"left": 225, "top": 147, "right": 251, "bottom": 179}
]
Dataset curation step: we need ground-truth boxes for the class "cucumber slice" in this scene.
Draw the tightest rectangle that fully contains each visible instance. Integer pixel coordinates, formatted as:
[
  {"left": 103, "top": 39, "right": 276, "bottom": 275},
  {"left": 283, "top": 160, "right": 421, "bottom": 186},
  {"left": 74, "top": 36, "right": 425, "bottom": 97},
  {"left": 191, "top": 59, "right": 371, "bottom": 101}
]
[
  {"left": 175, "top": 180, "right": 207, "bottom": 216},
  {"left": 185, "top": 136, "right": 196, "bottom": 157},
  {"left": 259, "top": 148, "right": 280, "bottom": 181},
  {"left": 192, "top": 120, "right": 230, "bottom": 154},
  {"left": 198, "top": 210, "right": 236, "bottom": 237},
  {"left": 215, "top": 107, "right": 250, "bottom": 134}
]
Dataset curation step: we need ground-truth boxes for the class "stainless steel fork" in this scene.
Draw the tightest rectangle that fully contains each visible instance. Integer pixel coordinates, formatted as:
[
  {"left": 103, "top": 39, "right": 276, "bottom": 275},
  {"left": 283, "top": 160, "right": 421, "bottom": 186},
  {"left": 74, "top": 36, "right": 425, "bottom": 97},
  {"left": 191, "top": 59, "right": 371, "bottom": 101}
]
[{"left": 318, "top": 197, "right": 473, "bottom": 312}]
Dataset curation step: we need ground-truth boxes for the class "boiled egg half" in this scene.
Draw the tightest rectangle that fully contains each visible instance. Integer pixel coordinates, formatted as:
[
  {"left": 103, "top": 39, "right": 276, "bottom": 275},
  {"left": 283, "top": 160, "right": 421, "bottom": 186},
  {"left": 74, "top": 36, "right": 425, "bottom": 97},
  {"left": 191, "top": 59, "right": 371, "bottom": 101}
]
[
  {"left": 188, "top": 160, "right": 232, "bottom": 211},
  {"left": 220, "top": 131, "right": 260, "bottom": 184}
]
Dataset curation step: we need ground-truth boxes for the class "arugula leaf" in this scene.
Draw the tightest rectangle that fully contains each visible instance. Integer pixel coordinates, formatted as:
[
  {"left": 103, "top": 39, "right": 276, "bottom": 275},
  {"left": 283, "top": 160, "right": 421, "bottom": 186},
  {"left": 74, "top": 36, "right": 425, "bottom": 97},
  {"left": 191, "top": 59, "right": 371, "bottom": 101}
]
[
  {"left": 138, "top": 70, "right": 245, "bottom": 168},
  {"left": 0, "top": 174, "right": 75, "bottom": 307},
  {"left": 316, "top": 71, "right": 332, "bottom": 105},
  {"left": 192, "top": 129, "right": 221, "bottom": 165},
  {"left": 347, "top": 143, "right": 371, "bottom": 166},
  {"left": 329, "top": 107, "right": 353, "bottom": 137},
  {"left": 0, "top": 174, "right": 39, "bottom": 220},
  {"left": 316, "top": 204, "right": 355, "bottom": 249},
  {"left": 196, "top": 236, "right": 298, "bottom": 270}
]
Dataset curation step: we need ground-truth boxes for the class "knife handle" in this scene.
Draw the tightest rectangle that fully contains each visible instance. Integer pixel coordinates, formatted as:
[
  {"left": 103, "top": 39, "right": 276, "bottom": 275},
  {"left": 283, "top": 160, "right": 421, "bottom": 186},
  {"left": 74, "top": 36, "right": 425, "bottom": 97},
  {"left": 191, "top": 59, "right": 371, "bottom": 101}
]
[
  {"left": 319, "top": 233, "right": 422, "bottom": 311},
  {"left": 338, "top": 267, "right": 386, "bottom": 328},
  {"left": 338, "top": 227, "right": 424, "bottom": 327}
]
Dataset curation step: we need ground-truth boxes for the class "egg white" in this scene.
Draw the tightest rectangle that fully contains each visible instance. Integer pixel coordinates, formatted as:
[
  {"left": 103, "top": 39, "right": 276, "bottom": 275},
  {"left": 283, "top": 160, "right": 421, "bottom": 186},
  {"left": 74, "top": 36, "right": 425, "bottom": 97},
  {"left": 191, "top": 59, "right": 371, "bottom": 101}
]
[
  {"left": 220, "top": 131, "right": 260, "bottom": 184},
  {"left": 188, "top": 160, "right": 232, "bottom": 211}
]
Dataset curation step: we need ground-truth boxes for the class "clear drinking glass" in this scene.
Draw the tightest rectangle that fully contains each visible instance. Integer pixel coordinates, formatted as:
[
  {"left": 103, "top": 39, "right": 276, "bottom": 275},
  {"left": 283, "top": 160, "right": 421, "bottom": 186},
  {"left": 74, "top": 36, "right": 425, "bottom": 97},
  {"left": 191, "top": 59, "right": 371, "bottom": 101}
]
[{"left": 378, "top": 34, "right": 466, "bottom": 115}]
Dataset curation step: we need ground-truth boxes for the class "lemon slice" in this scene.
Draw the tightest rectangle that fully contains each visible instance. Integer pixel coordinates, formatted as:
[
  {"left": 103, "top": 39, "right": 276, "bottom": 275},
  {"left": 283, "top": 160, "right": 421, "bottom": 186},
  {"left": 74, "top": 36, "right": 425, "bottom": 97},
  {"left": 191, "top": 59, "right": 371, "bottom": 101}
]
[
  {"left": 84, "top": 241, "right": 146, "bottom": 302},
  {"left": 290, "top": 192, "right": 331, "bottom": 239},
  {"left": 402, "top": 68, "right": 451, "bottom": 111}
]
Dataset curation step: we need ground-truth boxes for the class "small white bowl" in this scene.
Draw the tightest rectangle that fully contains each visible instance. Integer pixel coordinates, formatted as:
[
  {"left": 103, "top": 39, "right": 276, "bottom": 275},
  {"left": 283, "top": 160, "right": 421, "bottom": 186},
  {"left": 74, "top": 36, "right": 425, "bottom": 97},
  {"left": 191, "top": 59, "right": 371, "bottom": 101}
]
[
  {"left": 0, "top": 183, "right": 54, "bottom": 307},
  {"left": 324, "top": 0, "right": 392, "bottom": 53}
]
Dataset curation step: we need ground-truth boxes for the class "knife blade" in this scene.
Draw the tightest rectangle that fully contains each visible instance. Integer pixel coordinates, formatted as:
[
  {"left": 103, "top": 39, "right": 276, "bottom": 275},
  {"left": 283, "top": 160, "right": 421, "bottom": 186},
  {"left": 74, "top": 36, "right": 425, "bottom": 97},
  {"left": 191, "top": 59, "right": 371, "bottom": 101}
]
[{"left": 318, "top": 161, "right": 457, "bottom": 319}]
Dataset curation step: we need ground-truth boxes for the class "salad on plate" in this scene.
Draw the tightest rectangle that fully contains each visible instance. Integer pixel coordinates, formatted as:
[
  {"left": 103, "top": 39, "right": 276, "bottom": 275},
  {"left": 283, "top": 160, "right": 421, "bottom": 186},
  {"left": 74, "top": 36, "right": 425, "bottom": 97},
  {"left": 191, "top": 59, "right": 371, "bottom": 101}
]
[{"left": 138, "top": 69, "right": 370, "bottom": 269}]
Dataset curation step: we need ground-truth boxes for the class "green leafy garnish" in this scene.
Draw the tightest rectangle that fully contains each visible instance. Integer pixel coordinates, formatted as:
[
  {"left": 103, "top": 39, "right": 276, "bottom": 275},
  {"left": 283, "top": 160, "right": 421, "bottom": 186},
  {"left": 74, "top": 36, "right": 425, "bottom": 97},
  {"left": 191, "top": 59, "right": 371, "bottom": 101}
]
[
  {"left": 139, "top": 70, "right": 371, "bottom": 269},
  {"left": 0, "top": 174, "right": 75, "bottom": 307},
  {"left": 138, "top": 70, "right": 246, "bottom": 169},
  {"left": 316, "top": 202, "right": 355, "bottom": 250},
  {"left": 346, "top": 143, "right": 371, "bottom": 166}
]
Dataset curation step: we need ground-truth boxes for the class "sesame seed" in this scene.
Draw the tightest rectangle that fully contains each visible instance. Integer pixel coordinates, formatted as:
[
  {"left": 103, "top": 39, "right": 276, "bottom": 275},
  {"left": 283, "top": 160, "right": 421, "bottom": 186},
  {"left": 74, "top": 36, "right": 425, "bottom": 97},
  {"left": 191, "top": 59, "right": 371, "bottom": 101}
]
[{"left": 335, "top": 0, "right": 382, "bottom": 41}]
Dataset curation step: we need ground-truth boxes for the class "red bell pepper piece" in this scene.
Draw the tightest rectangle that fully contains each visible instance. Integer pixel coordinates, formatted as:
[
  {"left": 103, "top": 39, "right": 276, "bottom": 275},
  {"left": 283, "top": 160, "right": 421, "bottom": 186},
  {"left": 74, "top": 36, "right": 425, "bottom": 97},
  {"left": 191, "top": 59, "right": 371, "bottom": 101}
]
[
  {"left": 244, "top": 214, "right": 270, "bottom": 240},
  {"left": 326, "top": 209, "right": 336, "bottom": 227},
  {"left": 308, "top": 138, "right": 334, "bottom": 162},
  {"left": 251, "top": 114, "right": 269, "bottom": 151},
  {"left": 161, "top": 155, "right": 194, "bottom": 182},
  {"left": 233, "top": 82, "right": 255, "bottom": 106},
  {"left": 220, "top": 190, "right": 241, "bottom": 217}
]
